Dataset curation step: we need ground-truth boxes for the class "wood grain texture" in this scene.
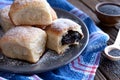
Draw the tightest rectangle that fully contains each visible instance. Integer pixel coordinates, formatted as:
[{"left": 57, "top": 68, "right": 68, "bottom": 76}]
[
  {"left": 99, "top": 56, "right": 120, "bottom": 80},
  {"left": 80, "top": 0, "right": 99, "bottom": 11},
  {"left": 94, "top": 69, "right": 107, "bottom": 80},
  {"left": 68, "top": 0, "right": 99, "bottom": 23},
  {"left": 98, "top": 0, "right": 120, "bottom": 3},
  {"left": 68, "top": 0, "right": 120, "bottom": 80}
]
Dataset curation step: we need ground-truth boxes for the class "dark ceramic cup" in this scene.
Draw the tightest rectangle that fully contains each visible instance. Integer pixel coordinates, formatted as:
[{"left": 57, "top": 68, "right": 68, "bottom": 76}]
[{"left": 95, "top": 2, "right": 120, "bottom": 26}]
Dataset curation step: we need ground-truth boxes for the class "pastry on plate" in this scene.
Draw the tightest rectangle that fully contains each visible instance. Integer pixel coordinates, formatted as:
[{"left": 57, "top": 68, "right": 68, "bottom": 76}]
[
  {"left": 36, "top": 6, "right": 58, "bottom": 29},
  {"left": 9, "top": 0, "right": 53, "bottom": 27},
  {"left": 49, "top": 7, "right": 58, "bottom": 21},
  {"left": 0, "top": 26, "right": 47, "bottom": 63},
  {"left": 46, "top": 18, "right": 84, "bottom": 54},
  {"left": 0, "top": 5, "right": 14, "bottom": 32}
]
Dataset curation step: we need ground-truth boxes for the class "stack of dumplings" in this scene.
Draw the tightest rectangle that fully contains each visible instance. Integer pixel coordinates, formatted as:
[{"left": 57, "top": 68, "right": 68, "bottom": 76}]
[{"left": 0, "top": 0, "right": 84, "bottom": 63}]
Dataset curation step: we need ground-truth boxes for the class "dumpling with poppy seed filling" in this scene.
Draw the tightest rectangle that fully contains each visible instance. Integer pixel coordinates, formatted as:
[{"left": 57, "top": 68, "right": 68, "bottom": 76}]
[{"left": 46, "top": 18, "right": 84, "bottom": 54}]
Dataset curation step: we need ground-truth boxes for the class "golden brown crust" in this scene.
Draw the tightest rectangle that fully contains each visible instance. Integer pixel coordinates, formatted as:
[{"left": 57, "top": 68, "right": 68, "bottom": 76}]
[
  {"left": 0, "top": 26, "right": 47, "bottom": 63},
  {"left": 46, "top": 18, "right": 83, "bottom": 36},
  {"left": 46, "top": 18, "right": 84, "bottom": 54},
  {"left": 36, "top": 7, "right": 58, "bottom": 29},
  {"left": 49, "top": 7, "right": 58, "bottom": 21},
  {"left": 0, "top": 5, "right": 15, "bottom": 32},
  {"left": 9, "top": 0, "right": 52, "bottom": 26}
]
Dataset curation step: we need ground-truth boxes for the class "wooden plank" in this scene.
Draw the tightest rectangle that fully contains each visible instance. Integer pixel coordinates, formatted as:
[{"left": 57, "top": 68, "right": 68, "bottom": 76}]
[
  {"left": 99, "top": 56, "right": 120, "bottom": 80},
  {"left": 78, "top": 0, "right": 103, "bottom": 25},
  {"left": 94, "top": 69, "right": 107, "bottom": 80},
  {"left": 68, "top": 0, "right": 99, "bottom": 23},
  {"left": 80, "top": 0, "right": 100, "bottom": 12},
  {"left": 99, "top": 27, "right": 117, "bottom": 41},
  {"left": 98, "top": 0, "right": 120, "bottom": 3},
  {"left": 99, "top": 28, "right": 120, "bottom": 80},
  {"left": 80, "top": 0, "right": 120, "bottom": 26}
]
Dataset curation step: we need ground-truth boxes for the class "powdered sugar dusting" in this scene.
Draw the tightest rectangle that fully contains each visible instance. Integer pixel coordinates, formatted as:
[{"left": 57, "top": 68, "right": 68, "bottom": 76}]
[
  {"left": 0, "top": 5, "right": 11, "bottom": 19},
  {"left": 4, "top": 26, "right": 45, "bottom": 42},
  {"left": 39, "top": 50, "right": 65, "bottom": 63},
  {"left": 14, "top": 0, "right": 44, "bottom": 5},
  {"left": 51, "top": 18, "right": 81, "bottom": 31}
]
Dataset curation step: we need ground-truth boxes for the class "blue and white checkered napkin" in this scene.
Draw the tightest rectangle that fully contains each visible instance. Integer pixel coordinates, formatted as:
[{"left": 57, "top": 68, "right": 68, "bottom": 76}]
[{"left": 0, "top": 0, "right": 109, "bottom": 80}]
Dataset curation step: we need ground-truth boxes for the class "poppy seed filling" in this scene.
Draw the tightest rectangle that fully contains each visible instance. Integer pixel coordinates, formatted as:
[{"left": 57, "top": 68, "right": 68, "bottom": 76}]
[{"left": 61, "top": 30, "right": 82, "bottom": 45}]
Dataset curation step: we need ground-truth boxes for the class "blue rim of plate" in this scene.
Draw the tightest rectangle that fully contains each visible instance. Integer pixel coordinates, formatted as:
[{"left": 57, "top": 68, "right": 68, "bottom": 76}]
[{"left": 0, "top": 8, "right": 89, "bottom": 74}]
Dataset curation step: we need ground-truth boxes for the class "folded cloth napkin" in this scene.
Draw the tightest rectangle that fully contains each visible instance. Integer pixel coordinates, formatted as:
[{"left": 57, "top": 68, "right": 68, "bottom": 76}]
[{"left": 0, "top": 0, "right": 109, "bottom": 80}]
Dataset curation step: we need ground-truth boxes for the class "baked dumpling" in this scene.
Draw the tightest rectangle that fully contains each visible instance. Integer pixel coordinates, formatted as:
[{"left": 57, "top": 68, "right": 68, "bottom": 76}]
[
  {"left": 46, "top": 18, "right": 84, "bottom": 54},
  {"left": 0, "top": 26, "right": 47, "bottom": 63},
  {"left": 36, "top": 6, "right": 58, "bottom": 29},
  {"left": 9, "top": 0, "right": 52, "bottom": 26},
  {"left": 49, "top": 7, "right": 57, "bottom": 21},
  {"left": 0, "top": 5, "right": 14, "bottom": 32}
]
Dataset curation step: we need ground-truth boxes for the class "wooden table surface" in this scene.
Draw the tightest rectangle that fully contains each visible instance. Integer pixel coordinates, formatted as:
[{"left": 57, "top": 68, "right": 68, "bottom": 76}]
[{"left": 68, "top": 0, "right": 120, "bottom": 80}]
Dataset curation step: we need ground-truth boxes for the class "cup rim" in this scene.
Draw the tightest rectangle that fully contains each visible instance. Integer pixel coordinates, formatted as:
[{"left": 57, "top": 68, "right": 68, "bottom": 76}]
[
  {"left": 104, "top": 45, "right": 120, "bottom": 61},
  {"left": 95, "top": 2, "right": 120, "bottom": 17}
]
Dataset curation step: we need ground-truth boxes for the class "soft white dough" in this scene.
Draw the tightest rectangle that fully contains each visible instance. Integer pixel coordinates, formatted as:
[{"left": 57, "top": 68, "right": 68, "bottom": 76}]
[
  {"left": 0, "top": 5, "right": 14, "bottom": 32},
  {"left": 0, "top": 26, "right": 47, "bottom": 63},
  {"left": 46, "top": 18, "right": 84, "bottom": 54}
]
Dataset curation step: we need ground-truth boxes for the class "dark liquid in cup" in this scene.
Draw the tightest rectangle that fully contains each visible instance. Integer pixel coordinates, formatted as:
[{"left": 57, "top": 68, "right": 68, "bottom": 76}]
[
  {"left": 108, "top": 49, "right": 120, "bottom": 56},
  {"left": 99, "top": 4, "right": 120, "bottom": 15}
]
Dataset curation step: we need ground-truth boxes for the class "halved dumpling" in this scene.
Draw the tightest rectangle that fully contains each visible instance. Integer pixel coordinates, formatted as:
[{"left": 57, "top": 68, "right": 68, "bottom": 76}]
[{"left": 46, "top": 18, "right": 84, "bottom": 54}]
